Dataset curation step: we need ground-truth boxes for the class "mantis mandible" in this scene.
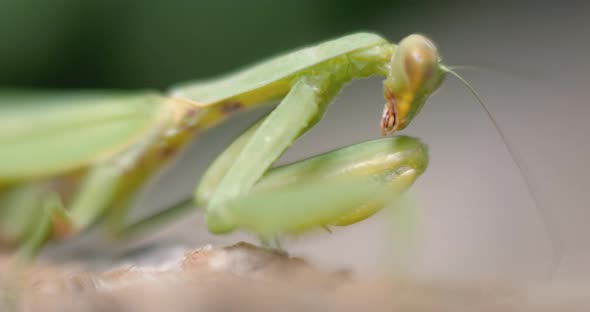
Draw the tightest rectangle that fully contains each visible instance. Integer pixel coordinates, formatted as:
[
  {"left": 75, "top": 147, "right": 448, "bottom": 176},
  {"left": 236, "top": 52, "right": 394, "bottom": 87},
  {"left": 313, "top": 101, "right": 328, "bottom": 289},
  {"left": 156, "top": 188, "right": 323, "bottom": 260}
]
[{"left": 0, "top": 33, "right": 471, "bottom": 259}]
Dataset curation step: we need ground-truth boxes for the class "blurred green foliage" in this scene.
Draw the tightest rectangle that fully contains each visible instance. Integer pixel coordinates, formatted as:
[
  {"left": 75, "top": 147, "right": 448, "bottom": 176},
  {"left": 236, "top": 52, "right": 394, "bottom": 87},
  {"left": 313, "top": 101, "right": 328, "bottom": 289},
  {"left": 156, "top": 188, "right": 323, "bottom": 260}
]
[{"left": 0, "top": 0, "right": 448, "bottom": 90}]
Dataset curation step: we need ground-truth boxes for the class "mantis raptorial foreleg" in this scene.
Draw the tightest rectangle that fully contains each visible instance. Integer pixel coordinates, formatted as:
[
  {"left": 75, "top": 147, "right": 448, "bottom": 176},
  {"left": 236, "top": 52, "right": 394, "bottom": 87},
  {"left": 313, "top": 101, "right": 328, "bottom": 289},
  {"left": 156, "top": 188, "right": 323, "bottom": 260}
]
[
  {"left": 197, "top": 73, "right": 427, "bottom": 238},
  {"left": 205, "top": 136, "right": 427, "bottom": 237},
  {"left": 204, "top": 76, "right": 333, "bottom": 233}
]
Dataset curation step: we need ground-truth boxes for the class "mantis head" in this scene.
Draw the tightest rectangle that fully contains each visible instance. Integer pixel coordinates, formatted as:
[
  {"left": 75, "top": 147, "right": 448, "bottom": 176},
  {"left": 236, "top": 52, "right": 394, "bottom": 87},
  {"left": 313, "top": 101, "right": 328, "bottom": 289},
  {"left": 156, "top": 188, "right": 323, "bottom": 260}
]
[{"left": 381, "top": 34, "right": 446, "bottom": 135}]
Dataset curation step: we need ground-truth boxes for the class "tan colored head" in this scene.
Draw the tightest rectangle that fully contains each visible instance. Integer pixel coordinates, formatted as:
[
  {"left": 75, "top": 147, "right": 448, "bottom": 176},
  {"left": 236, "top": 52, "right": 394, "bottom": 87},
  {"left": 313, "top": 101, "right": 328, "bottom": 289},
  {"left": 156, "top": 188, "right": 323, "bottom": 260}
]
[{"left": 381, "top": 34, "right": 446, "bottom": 135}]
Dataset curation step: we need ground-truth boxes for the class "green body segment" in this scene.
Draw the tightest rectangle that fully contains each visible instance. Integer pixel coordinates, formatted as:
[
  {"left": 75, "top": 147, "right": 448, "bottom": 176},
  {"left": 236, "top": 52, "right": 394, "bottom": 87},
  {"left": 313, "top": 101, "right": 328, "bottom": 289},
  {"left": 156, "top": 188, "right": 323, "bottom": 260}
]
[
  {"left": 169, "top": 33, "right": 397, "bottom": 141},
  {"left": 171, "top": 33, "right": 391, "bottom": 105},
  {"left": 0, "top": 90, "right": 169, "bottom": 182}
]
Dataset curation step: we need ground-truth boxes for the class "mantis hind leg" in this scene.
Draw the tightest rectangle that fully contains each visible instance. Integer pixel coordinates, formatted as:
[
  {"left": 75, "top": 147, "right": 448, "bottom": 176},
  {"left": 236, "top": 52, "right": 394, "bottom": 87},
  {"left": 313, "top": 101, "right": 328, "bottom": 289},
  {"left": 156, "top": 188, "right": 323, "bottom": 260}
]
[
  {"left": 17, "top": 193, "right": 67, "bottom": 260},
  {"left": 4, "top": 191, "right": 79, "bottom": 312},
  {"left": 13, "top": 165, "right": 123, "bottom": 259}
]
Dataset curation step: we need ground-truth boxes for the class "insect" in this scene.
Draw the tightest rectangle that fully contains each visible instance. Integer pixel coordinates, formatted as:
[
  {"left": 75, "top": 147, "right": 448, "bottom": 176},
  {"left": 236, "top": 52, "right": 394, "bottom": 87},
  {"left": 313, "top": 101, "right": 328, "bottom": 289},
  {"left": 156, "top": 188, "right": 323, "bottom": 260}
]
[{"left": 0, "top": 32, "right": 464, "bottom": 259}]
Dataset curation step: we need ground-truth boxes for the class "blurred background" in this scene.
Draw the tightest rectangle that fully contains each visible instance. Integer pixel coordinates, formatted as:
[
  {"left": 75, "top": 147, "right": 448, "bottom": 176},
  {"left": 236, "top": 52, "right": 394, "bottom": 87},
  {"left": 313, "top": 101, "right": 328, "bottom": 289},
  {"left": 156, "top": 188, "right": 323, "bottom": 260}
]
[{"left": 1, "top": 0, "right": 588, "bottom": 283}]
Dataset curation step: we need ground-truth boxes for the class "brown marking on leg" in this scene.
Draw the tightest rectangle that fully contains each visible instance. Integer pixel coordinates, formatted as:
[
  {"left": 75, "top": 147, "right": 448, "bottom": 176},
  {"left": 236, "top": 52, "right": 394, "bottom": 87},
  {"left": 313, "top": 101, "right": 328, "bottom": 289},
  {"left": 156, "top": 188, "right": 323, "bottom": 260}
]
[
  {"left": 220, "top": 101, "right": 243, "bottom": 114},
  {"left": 51, "top": 213, "right": 76, "bottom": 239},
  {"left": 158, "top": 146, "right": 176, "bottom": 160}
]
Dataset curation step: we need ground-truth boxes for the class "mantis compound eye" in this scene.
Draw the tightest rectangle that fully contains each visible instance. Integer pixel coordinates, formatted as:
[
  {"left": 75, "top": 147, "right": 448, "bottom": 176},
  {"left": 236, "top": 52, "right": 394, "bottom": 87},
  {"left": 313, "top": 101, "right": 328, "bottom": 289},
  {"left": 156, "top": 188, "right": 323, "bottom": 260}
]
[{"left": 401, "top": 35, "right": 439, "bottom": 90}]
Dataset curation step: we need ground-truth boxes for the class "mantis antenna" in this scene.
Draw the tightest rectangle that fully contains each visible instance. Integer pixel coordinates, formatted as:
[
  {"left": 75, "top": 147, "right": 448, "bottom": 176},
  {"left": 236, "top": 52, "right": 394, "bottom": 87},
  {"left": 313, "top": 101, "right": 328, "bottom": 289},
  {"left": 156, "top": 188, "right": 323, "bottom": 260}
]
[{"left": 440, "top": 64, "right": 562, "bottom": 278}]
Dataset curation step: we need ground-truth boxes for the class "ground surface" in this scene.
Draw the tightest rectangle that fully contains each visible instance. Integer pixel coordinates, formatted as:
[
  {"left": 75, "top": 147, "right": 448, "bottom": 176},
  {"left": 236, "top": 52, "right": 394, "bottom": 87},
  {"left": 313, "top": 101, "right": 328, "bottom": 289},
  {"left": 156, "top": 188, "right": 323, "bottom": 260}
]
[{"left": 0, "top": 242, "right": 588, "bottom": 312}]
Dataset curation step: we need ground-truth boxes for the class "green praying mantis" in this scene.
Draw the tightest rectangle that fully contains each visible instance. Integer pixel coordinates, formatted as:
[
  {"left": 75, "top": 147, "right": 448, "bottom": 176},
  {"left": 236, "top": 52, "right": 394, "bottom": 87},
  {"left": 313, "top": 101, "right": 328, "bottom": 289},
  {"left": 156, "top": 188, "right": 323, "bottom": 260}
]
[{"left": 0, "top": 32, "right": 521, "bottom": 260}]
